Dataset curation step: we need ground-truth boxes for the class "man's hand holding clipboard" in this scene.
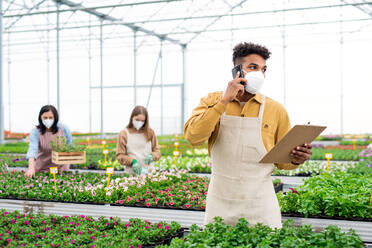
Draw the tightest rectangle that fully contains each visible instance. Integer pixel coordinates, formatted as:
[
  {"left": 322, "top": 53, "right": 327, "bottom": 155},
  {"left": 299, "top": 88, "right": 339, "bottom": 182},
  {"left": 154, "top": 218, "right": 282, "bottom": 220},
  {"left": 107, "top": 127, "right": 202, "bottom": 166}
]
[{"left": 259, "top": 125, "right": 327, "bottom": 164}]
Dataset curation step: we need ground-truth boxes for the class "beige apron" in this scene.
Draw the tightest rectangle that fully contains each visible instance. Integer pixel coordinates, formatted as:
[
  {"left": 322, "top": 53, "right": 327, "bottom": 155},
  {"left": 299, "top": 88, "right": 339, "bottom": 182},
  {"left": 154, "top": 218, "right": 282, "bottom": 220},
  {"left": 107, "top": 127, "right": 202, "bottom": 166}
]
[
  {"left": 204, "top": 96, "right": 282, "bottom": 228},
  {"left": 124, "top": 128, "right": 153, "bottom": 175}
]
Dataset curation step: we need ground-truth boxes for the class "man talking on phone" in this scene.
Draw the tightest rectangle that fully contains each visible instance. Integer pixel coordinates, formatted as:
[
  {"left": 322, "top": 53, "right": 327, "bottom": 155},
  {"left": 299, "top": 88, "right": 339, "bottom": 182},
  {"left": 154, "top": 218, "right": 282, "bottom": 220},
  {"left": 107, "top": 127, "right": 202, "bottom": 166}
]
[{"left": 184, "top": 42, "right": 312, "bottom": 228}]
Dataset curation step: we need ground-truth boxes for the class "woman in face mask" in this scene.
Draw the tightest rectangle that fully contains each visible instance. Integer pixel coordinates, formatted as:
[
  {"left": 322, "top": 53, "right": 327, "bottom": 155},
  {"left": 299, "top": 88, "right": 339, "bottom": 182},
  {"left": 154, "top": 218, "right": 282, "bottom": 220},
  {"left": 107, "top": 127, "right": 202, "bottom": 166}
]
[
  {"left": 116, "top": 106, "right": 161, "bottom": 175},
  {"left": 25, "top": 105, "right": 73, "bottom": 178}
]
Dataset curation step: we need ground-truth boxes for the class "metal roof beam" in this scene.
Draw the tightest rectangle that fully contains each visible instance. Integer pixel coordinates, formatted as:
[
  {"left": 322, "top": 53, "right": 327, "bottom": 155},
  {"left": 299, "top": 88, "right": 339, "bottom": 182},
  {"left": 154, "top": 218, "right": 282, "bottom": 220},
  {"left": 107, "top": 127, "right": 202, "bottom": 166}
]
[
  {"left": 187, "top": 0, "right": 248, "bottom": 44},
  {"left": 4, "top": 0, "right": 184, "bottom": 18},
  {"left": 120, "top": 1, "right": 372, "bottom": 24},
  {"left": 51, "top": 0, "right": 184, "bottom": 46},
  {"left": 340, "top": 0, "right": 372, "bottom": 18},
  {"left": 5, "top": 0, "right": 47, "bottom": 30},
  {"left": 5, "top": 16, "right": 372, "bottom": 35},
  {"left": 5, "top": 1, "right": 365, "bottom": 24}
]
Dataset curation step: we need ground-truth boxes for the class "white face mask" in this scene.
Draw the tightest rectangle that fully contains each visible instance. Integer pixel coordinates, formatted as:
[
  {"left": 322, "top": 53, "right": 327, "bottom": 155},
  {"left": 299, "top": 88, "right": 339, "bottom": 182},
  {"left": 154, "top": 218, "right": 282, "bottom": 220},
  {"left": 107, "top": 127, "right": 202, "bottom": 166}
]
[
  {"left": 244, "top": 71, "right": 265, "bottom": 94},
  {"left": 132, "top": 120, "right": 145, "bottom": 130},
  {"left": 42, "top": 119, "right": 54, "bottom": 129}
]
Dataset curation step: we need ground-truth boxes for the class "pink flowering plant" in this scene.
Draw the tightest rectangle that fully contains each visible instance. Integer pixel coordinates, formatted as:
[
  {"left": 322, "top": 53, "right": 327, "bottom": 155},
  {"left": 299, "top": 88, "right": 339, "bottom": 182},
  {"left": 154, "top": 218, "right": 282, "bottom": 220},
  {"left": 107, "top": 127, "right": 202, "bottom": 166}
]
[
  {"left": 110, "top": 172, "right": 209, "bottom": 210},
  {"left": 0, "top": 170, "right": 208, "bottom": 209},
  {"left": 0, "top": 209, "right": 181, "bottom": 247},
  {"left": 0, "top": 170, "right": 283, "bottom": 210},
  {"left": 359, "top": 149, "right": 372, "bottom": 168},
  {"left": 0, "top": 170, "right": 122, "bottom": 204}
]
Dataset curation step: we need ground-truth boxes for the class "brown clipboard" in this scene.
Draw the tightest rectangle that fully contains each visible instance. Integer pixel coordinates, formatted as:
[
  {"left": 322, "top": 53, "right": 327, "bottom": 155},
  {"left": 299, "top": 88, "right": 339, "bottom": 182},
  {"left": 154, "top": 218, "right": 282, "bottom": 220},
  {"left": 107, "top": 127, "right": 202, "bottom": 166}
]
[{"left": 259, "top": 124, "right": 327, "bottom": 164}]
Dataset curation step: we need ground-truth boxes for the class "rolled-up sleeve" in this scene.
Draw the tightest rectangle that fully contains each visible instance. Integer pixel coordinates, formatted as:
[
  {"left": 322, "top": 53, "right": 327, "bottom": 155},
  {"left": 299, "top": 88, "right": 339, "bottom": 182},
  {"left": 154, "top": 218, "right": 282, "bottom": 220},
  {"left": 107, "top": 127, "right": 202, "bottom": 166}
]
[
  {"left": 184, "top": 92, "right": 225, "bottom": 146},
  {"left": 116, "top": 130, "right": 134, "bottom": 166},
  {"left": 63, "top": 125, "right": 73, "bottom": 145},
  {"left": 26, "top": 128, "right": 39, "bottom": 159}
]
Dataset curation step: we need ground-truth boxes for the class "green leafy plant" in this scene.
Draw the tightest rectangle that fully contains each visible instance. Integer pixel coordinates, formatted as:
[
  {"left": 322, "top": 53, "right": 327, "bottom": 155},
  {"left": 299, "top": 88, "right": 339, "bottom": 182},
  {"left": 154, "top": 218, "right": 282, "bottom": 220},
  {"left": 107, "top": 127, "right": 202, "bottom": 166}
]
[
  {"left": 277, "top": 172, "right": 372, "bottom": 219},
  {"left": 154, "top": 156, "right": 211, "bottom": 173},
  {"left": 159, "top": 217, "right": 363, "bottom": 248},
  {"left": 0, "top": 142, "right": 28, "bottom": 153},
  {"left": 347, "top": 161, "right": 372, "bottom": 176},
  {"left": 311, "top": 148, "right": 361, "bottom": 161},
  {"left": 340, "top": 140, "right": 371, "bottom": 146},
  {"left": 273, "top": 160, "right": 356, "bottom": 176},
  {"left": 315, "top": 135, "right": 343, "bottom": 141},
  {"left": 97, "top": 159, "right": 123, "bottom": 170},
  {"left": 50, "top": 136, "right": 85, "bottom": 152}
]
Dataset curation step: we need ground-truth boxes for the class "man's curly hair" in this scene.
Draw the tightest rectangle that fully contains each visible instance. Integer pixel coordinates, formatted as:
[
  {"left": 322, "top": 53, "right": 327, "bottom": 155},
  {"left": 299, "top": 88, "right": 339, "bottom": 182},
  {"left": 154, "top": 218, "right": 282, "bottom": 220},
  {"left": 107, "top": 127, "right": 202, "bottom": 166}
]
[{"left": 232, "top": 42, "right": 271, "bottom": 64}]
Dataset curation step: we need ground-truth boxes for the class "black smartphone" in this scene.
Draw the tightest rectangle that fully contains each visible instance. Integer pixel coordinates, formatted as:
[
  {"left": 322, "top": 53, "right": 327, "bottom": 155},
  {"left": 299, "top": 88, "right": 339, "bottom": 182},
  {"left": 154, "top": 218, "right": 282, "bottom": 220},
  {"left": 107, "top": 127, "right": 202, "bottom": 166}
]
[{"left": 232, "top": 64, "right": 245, "bottom": 85}]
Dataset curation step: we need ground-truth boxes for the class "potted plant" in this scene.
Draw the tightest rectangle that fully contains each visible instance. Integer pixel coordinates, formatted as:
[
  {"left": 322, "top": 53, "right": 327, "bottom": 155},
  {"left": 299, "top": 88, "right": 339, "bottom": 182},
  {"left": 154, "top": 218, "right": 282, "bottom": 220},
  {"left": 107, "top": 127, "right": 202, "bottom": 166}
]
[{"left": 51, "top": 136, "right": 86, "bottom": 164}]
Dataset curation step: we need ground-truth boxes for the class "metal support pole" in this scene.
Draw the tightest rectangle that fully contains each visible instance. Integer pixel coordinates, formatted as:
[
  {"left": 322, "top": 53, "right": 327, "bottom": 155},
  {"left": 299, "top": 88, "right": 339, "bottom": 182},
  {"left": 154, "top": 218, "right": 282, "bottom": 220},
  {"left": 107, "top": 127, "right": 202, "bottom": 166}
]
[
  {"left": 160, "top": 40, "right": 163, "bottom": 135},
  {"left": 145, "top": 48, "right": 162, "bottom": 108},
  {"left": 181, "top": 45, "right": 186, "bottom": 134},
  {"left": 88, "top": 16, "right": 92, "bottom": 133},
  {"left": 7, "top": 33, "right": 10, "bottom": 132},
  {"left": 56, "top": 2, "right": 60, "bottom": 111},
  {"left": 282, "top": 0, "right": 287, "bottom": 107},
  {"left": 133, "top": 30, "right": 137, "bottom": 107},
  {"left": 340, "top": 7, "right": 344, "bottom": 134},
  {"left": 100, "top": 20, "right": 104, "bottom": 139},
  {"left": 0, "top": 0, "right": 4, "bottom": 144},
  {"left": 46, "top": 22, "right": 50, "bottom": 104},
  {"left": 230, "top": 12, "right": 234, "bottom": 50}
]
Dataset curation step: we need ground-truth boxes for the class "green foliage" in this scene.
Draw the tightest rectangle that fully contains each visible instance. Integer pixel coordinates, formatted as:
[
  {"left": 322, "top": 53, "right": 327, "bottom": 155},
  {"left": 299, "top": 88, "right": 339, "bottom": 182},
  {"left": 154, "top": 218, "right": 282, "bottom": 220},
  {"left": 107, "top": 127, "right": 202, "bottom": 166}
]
[
  {"left": 273, "top": 160, "right": 355, "bottom": 176},
  {"left": 159, "top": 218, "right": 363, "bottom": 248},
  {"left": 50, "top": 136, "right": 85, "bottom": 152},
  {"left": 0, "top": 142, "right": 28, "bottom": 153},
  {"left": 0, "top": 209, "right": 181, "bottom": 247},
  {"left": 315, "top": 135, "right": 343, "bottom": 141},
  {"left": 97, "top": 159, "right": 123, "bottom": 170},
  {"left": 277, "top": 172, "right": 372, "bottom": 219},
  {"left": 311, "top": 148, "right": 361, "bottom": 161},
  {"left": 340, "top": 140, "right": 371, "bottom": 146},
  {"left": 154, "top": 156, "right": 211, "bottom": 173},
  {"left": 346, "top": 162, "right": 372, "bottom": 176}
]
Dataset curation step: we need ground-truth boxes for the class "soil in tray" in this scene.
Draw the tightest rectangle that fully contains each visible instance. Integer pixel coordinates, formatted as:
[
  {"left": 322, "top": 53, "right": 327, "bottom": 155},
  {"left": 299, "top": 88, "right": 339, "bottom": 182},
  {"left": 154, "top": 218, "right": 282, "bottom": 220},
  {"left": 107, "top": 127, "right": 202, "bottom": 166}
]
[
  {"left": 274, "top": 183, "right": 283, "bottom": 193},
  {"left": 110, "top": 202, "right": 206, "bottom": 211},
  {"left": 0, "top": 196, "right": 105, "bottom": 205},
  {"left": 70, "top": 164, "right": 125, "bottom": 171},
  {"left": 282, "top": 213, "right": 372, "bottom": 222},
  {"left": 272, "top": 172, "right": 316, "bottom": 177},
  {"left": 142, "top": 228, "right": 185, "bottom": 248}
]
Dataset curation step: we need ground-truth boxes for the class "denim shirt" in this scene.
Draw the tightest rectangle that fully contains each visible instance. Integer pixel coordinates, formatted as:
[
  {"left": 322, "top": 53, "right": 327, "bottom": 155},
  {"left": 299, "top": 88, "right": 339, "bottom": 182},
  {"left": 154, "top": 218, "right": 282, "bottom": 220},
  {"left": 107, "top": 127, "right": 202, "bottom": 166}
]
[{"left": 26, "top": 123, "right": 72, "bottom": 159}]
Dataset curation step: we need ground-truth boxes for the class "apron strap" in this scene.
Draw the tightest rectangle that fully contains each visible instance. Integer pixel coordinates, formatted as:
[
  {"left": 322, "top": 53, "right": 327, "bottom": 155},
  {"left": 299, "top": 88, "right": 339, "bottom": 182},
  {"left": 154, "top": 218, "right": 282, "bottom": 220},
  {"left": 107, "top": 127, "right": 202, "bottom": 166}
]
[
  {"left": 221, "top": 95, "right": 266, "bottom": 119},
  {"left": 258, "top": 95, "right": 266, "bottom": 122}
]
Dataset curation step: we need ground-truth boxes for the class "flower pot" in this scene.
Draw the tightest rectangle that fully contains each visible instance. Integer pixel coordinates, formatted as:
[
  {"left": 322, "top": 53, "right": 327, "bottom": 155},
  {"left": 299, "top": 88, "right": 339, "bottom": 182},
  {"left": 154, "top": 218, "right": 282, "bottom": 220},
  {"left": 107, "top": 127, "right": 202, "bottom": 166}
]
[
  {"left": 52, "top": 151, "right": 86, "bottom": 165},
  {"left": 274, "top": 182, "right": 283, "bottom": 193}
]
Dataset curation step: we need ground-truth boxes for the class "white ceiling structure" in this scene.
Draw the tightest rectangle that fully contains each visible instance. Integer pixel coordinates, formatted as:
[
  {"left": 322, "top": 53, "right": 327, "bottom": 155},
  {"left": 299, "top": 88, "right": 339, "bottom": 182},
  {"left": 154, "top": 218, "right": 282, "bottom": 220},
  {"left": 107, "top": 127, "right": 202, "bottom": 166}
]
[{"left": 0, "top": 0, "right": 371, "bottom": 141}]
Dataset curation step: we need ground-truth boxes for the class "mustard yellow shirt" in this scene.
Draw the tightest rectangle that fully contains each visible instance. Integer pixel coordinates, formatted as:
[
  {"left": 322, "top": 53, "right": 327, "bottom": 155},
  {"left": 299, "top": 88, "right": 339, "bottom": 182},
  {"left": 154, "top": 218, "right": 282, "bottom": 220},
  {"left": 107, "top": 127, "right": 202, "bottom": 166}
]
[{"left": 184, "top": 92, "right": 298, "bottom": 170}]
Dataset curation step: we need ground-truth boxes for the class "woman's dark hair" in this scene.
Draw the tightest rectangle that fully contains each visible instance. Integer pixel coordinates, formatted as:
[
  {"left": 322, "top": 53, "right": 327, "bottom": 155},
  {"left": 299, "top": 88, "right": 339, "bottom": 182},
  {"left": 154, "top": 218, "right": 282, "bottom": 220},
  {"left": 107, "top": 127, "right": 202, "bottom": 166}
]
[
  {"left": 233, "top": 42, "right": 271, "bottom": 65},
  {"left": 37, "top": 105, "right": 59, "bottom": 135},
  {"left": 127, "top": 105, "right": 152, "bottom": 141}
]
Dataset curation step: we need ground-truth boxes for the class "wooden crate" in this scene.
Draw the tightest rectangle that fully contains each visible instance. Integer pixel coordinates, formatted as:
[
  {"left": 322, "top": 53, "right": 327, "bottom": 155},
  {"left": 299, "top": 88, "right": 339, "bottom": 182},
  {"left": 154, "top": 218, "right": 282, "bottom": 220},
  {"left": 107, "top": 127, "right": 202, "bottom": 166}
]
[{"left": 52, "top": 151, "right": 86, "bottom": 165}]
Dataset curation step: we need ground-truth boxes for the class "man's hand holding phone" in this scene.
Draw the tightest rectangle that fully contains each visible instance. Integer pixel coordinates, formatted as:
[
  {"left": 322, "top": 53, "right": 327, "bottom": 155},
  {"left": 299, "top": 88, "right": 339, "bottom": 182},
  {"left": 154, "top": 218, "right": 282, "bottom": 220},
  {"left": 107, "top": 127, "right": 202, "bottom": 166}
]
[{"left": 221, "top": 71, "right": 246, "bottom": 106}]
